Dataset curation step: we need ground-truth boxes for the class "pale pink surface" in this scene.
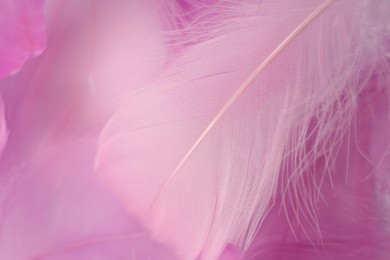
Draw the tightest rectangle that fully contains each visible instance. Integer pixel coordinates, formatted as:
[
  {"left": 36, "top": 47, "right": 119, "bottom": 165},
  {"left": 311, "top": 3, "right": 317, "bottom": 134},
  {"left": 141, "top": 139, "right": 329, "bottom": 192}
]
[
  {"left": 0, "top": 138, "right": 179, "bottom": 260},
  {"left": 0, "top": 0, "right": 389, "bottom": 259},
  {"left": 0, "top": 0, "right": 46, "bottom": 78},
  {"left": 0, "top": 1, "right": 238, "bottom": 259}
]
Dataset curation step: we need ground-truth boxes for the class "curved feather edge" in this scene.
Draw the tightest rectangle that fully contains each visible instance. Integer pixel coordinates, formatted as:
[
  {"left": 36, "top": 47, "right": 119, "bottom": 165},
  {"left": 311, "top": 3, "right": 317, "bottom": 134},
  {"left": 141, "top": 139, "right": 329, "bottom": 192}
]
[
  {"left": 0, "top": 0, "right": 47, "bottom": 79},
  {"left": 95, "top": 0, "right": 390, "bottom": 259}
]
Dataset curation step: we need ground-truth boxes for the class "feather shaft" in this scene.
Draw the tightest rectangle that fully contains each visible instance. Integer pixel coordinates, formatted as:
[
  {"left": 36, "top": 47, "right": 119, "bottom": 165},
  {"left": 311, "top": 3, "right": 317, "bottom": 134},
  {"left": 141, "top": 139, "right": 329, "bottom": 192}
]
[{"left": 153, "top": 0, "right": 334, "bottom": 203}]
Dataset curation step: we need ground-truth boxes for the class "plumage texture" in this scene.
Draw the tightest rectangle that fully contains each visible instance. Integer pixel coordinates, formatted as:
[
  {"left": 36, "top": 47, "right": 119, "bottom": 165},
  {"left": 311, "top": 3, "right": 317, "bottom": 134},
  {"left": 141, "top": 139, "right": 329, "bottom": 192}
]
[
  {"left": 96, "top": 0, "right": 390, "bottom": 259},
  {"left": 0, "top": 0, "right": 389, "bottom": 259}
]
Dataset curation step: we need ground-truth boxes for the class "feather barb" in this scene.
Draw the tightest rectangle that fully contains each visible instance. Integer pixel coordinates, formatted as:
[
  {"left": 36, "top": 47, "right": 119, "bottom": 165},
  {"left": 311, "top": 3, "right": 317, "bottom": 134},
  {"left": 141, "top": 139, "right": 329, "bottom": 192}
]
[{"left": 152, "top": 0, "right": 335, "bottom": 206}]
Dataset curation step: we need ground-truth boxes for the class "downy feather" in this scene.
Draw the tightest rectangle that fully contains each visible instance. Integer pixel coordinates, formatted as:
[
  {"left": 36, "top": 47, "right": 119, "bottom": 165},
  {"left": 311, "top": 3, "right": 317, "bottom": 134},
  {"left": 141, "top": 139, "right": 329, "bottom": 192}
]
[{"left": 96, "top": 0, "right": 390, "bottom": 259}]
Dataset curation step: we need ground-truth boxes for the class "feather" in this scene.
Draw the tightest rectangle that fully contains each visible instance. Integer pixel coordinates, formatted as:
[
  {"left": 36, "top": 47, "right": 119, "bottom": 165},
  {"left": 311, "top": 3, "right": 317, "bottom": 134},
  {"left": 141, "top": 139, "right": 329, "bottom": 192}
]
[
  {"left": 0, "top": 1, "right": 174, "bottom": 259},
  {"left": 0, "top": 138, "right": 179, "bottom": 260},
  {"left": 0, "top": 0, "right": 389, "bottom": 259},
  {"left": 95, "top": 0, "right": 390, "bottom": 259},
  {"left": 245, "top": 85, "right": 390, "bottom": 259},
  {"left": 0, "top": 0, "right": 46, "bottom": 78}
]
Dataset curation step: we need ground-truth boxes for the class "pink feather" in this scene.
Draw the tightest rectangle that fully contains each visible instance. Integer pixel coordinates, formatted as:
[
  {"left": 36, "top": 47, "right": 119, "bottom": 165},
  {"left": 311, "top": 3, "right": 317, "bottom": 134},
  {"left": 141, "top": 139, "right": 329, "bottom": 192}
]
[
  {"left": 0, "top": 0, "right": 46, "bottom": 78},
  {"left": 0, "top": 0, "right": 389, "bottom": 259},
  {"left": 95, "top": 0, "right": 390, "bottom": 259}
]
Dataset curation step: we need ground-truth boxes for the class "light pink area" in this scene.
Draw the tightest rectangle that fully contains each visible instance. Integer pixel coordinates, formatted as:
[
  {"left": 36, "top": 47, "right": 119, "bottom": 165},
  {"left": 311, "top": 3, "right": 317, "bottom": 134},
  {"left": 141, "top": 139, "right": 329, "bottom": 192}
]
[
  {"left": 0, "top": 0, "right": 46, "bottom": 78},
  {"left": 0, "top": 0, "right": 389, "bottom": 259},
  {"left": 0, "top": 139, "right": 178, "bottom": 259}
]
